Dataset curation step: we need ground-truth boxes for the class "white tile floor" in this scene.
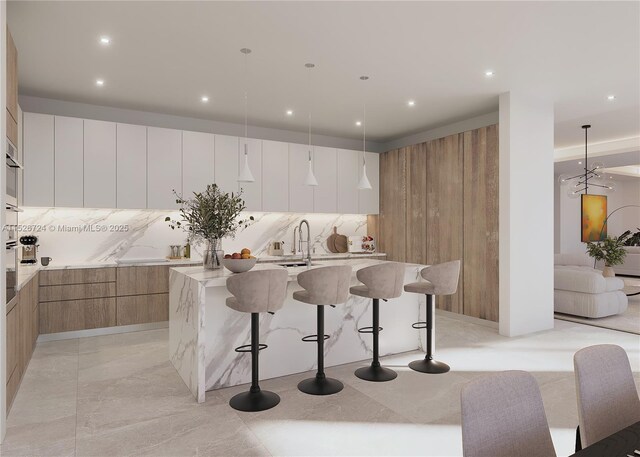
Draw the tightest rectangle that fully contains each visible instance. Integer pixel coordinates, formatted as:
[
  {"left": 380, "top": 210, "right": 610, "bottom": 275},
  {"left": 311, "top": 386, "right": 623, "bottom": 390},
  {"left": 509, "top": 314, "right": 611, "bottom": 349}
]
[{"left": 2, "top": 314, "right": 639, "bottom": 457}]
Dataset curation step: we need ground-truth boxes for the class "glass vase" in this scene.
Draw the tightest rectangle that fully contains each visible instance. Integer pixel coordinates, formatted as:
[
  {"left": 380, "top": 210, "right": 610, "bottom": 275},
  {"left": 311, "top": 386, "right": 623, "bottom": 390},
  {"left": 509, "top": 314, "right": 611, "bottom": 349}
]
[{"left": 203, "top": 239, "right": 224, "bottom": 270}]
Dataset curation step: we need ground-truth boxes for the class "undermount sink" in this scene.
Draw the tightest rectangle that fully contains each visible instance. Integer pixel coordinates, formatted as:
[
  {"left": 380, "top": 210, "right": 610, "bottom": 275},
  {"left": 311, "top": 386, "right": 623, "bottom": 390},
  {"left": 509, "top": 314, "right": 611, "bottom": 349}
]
[{"left": 276, "top": 261, "right": 317, "bottom": 268}]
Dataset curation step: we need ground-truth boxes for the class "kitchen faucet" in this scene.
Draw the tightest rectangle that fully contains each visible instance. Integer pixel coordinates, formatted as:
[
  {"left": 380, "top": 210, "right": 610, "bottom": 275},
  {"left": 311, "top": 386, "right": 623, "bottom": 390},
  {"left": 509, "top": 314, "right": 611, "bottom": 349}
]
[{"left": 298, "top": 219, "right": 312, "bottom": 266}]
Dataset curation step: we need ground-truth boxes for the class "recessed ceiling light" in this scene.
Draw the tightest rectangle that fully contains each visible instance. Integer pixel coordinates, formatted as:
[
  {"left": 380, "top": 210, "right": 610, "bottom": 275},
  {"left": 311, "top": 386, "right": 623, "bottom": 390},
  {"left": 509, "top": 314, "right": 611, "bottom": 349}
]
[
  {"left": 95, "top": 79, "right": 105, "bottom": 87},
  {"left": 355, "top": 121, "right": 362, "bottom": 126},
  {"left": 100, "top": 36, "right": 111, "bottom": 45},
  {"left": 286, "top": 110, "right": 293, "bottom": 116},
  {"left": 578, "top": 161, "right": 583, "bottom": 165},
  {"left": 407, "top": 100, "right": 416, "bottom": 107},
  {"left": 607, "top": 95, "right": 616, "bottom": 101},
  {"left": 485, "top": 70, "right": 495, "bottom": 77},
  {"left": 201, "top": 96, "right": 209, "bottom": 103}
]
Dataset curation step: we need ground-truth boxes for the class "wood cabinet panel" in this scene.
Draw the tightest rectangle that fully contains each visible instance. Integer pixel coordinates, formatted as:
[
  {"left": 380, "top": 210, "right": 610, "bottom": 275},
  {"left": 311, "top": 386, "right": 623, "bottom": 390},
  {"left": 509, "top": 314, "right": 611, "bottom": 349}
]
[
  {"left": 23, "top": 112, "right": 55, "bottom": 206},
  {"left": 39, "top": 282, "right": 116, "bottom": 302},
  {"left": 84, "top": 119, "right": 117, "bottom": 208},
  {"left": 6, "top": 304, "right": 19, "bottom": 384},
  {"left": 426, "top": 134, "right": 464, "bottom": 314},
  {"left": 262, "top": 140, "right": 289, "bottom": 212},
  {"left": 6, "top": 28, "right": 18, "bottom": 121},
  {"left": 116, "top": 265, "right": 169, "bottom": 296},
  {"left": 39, "top": 267, "right": 116, "bottom": 286},
  {"left": 39, "top": 298, "right": 116, "bottom": 334},
  {"left": 55, "top": 116, "right": 84, "bottom": 207},
  {"left": 7, "top": 109, "right": 18, "bottom": 147},
  {"left": 378, "top": 148, "right": 406, "bottom": 262},
  {"left": 463, "top": 125, "right": 499, "bottom": 322},
  {"left": 117, "top": 123, "right": 147, "bottom": 209},
  {"left": 405, "top": 143, "right": 427, "bottom": 265},
  {"left": 116, "top": 293, "right": 169, "bottom": 326}
]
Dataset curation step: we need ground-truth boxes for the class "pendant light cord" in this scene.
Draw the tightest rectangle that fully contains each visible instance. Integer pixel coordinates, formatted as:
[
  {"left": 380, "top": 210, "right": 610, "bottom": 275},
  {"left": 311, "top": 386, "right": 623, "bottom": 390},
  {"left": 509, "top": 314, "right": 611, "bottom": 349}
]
[
  {"left": 307, "top": 64, "right": 313, "bottom": 162},
  {"left": 361, "top": 76, "right": 369, "bottom": 166},
  {"left": 584, "top": 126, "right": 588, "bottom": 194},
  {"left": 241, "top": 48, "right": 251, "bottom": 156}
]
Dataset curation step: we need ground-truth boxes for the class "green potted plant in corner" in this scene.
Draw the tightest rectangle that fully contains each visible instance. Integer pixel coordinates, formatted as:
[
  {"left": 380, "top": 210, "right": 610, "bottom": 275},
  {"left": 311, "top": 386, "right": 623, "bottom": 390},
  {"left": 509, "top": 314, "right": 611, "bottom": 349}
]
[
  {"left": 166, "top": 184, "right": 254, "bottom": 269},
  {"left": 586, "top": 235, "right": 627, "bottom": 277}
]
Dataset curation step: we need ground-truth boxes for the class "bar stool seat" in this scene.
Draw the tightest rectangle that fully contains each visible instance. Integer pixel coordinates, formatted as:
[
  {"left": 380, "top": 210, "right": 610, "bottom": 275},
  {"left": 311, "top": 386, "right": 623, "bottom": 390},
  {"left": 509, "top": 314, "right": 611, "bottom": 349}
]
[
  {"left": 293, "top": 265, "right": 352, "bottom": 395},
  {"left": 404, "top": 260, "right": 460, "bottom": 374},
  {"left": 226, "top": 268, "right": 288, "bottom": 412},
  {"left": 350, "top": 261, "right": 405, "bottom": 382}
]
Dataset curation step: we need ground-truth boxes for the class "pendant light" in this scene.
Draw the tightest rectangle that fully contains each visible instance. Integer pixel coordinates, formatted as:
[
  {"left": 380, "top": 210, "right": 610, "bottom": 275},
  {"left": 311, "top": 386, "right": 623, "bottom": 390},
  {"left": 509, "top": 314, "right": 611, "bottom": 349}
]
[
  {"left": 238, "top": 48, "right": 255, "bottom": 183},
  {"left": 357, "top": 75, "right": 372, "bottom": 190},
  {"left": 304, "top": 63, "right": 318, "bottom": 186}
]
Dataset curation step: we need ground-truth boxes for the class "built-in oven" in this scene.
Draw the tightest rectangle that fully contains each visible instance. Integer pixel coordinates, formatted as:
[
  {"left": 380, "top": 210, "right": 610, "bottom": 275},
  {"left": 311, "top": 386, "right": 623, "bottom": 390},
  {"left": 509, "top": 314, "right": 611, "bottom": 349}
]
[{"left": 6, "top": 138, "right": 21, "bottom": 207}]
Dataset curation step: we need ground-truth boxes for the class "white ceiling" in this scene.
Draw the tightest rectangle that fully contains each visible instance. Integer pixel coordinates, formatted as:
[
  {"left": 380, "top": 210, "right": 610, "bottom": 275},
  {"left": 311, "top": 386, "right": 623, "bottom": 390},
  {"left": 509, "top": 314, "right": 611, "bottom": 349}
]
[{"left": 8, "top": 1, "right": 640, "bottom": 146}]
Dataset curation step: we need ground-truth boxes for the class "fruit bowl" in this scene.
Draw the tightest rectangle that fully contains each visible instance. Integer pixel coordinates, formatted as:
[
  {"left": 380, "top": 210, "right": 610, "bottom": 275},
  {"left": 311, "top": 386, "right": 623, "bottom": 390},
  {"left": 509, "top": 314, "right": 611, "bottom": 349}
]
[{"left": 222, "top": 257, "right": 257, "bottom": 273}]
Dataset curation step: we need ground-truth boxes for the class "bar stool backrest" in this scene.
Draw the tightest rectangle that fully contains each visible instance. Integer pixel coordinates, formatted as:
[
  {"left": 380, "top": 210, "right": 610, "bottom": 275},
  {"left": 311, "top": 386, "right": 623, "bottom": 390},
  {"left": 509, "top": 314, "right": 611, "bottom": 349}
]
[
  {"left": 226, "top": 268, "right": 289, "bottom": 313},
  {"left": 420, "top": 260, "right": 461, "bottom": 296},
  {"left": 460, "top": 370, "right": 556, "bottom": 457},
  {"left": 355, "top": 262, "right": 405, "bottom": 299},
  {"left": 574, "top": 344, "right": 640, "bottom": 447},
  {"left": 296, "top": 265, "right": 352, "bottom": 305}
]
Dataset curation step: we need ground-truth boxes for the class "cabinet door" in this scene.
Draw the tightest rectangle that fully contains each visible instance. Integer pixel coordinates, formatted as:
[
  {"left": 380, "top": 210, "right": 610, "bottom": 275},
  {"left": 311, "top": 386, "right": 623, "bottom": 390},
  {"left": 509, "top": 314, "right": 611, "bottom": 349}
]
[
  {"left": 23, "top": 112, "right": 55, "bottom": 206},
  {"left": 54, "top": 116, "right": 84, "bottom": 207},
  {"left": 147, "top": 127, "right": 182, "bottom": 209},
  {"left": 84, "top": 119, "right": 116, "bottom": 208},
  {"left": 238, "top": 138, "right": 262, "bottom": 211},
  {"left": 6, "top": 304, "right": 18, "bottom": 381},
  {"left": 6, "top": 29, "right": 18, "bottom": 121},
  {"left": 182, "top": 130, "right": 214, "bottom": 198},
  {"left": 117, "top": 123, "right": 147, "bottom": 209},
  {"left": 288, "top": 143, "right": 314, "bottom": 213},
  {"left": 336, "top": 149, "right": 359, "bottom": 214},
  {"left": 313, "top": 146, "right": 337, "bottom": 213},
  {"left": 358, "top": 152, "right": 380, "bottom": 214},
  {"left": 214, "top": 135, "right": 239, "bottom": 195},
  {"left": 262, "top": 140, "right": 289, "bottom": 212},
  {"left": 116, "top": 294, "right": 169, "bottom": 326}
]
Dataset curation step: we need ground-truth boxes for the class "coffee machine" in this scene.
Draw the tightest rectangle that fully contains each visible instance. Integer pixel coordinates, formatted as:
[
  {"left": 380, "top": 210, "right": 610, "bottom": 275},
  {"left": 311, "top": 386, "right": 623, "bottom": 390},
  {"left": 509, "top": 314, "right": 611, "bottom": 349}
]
[{"left": 19, "top": 236, "right": 38, "bottom": 264}]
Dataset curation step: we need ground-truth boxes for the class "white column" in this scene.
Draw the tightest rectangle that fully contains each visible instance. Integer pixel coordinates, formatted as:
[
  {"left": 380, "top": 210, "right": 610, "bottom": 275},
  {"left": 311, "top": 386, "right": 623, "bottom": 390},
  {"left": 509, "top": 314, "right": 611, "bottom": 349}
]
[{"left": 499, "top": 92, "right": 555, "bottom": 336}]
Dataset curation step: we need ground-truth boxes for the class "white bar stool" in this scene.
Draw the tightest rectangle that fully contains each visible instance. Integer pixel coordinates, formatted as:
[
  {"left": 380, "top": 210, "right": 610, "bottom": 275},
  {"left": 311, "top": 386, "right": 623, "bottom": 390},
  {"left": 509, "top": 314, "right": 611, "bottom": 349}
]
[
  {"left": 293, "top": 265, "right": 353, "bottom": 395},
  {"left": 349, "top": 262, "right": 406, "bottom": 382},
  {"left": 404, "top": 260, "right": 460, "bottom": 374},
  {"left": 226, "top": 268, "right": 288, "bottom": 412}
]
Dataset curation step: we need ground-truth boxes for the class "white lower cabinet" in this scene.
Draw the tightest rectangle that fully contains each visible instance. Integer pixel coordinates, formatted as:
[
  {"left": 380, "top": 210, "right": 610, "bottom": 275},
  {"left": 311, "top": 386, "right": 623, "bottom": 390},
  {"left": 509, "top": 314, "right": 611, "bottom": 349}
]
[
  {"left": 313, "top": 146, "right": 337, "bottom": 213},
  {"left": 23, "top": 112, "right": 55, "bottom": 207},
  {"left": 84, "top": 120, "right": 116, "bottom": 208},
  {"left": 182, "top": 130, "right": 214, "bottom": 198},
  {"left": 54, "top": 116, "right": 83, "bottom": 207},
  {"left": 288, "top": 143, "right": 314, "bottom": 213},
  {"left": 147, "top": 127, "right": 182, "bottom": 209},
  {"left": 237, "top": 138, "right": 262, "bottom": 211},
  {"left": 214, "top": 135, "right": 239, "bottom": 196},
  {"left": 117, "top": 123, "right": 147, "bottom": 209},
  {"left": 262, "top": 140, "right": 289, "bottom": 212}
]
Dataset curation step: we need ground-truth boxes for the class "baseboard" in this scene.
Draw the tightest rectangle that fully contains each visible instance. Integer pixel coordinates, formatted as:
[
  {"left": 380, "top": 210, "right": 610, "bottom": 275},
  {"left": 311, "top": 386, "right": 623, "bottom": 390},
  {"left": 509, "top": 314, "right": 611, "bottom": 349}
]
[
  {"left": 435, "top": 309, "right": 499, "bottom": 329},
  {"left": 36, "top": 321, "right": 169, "bottom": 342}
]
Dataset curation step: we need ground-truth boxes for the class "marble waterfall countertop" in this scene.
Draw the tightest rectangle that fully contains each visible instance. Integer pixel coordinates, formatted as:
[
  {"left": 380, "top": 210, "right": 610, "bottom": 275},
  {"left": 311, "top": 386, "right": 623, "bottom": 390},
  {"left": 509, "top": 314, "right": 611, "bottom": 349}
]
[{"left": 169, "top": 258, "right": 426, "bottom": 403}]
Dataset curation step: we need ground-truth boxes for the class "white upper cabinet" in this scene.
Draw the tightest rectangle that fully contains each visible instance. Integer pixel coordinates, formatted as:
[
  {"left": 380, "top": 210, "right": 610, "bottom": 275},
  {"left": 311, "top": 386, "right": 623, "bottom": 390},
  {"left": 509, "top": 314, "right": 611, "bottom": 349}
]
[
  {"left": 182, "top": 130, "right": 214, "bottom": 198},
  {"left": 313, "top": 146, "right": 337, "bottom": 213},
  {"left": 23, "top": 113, "right": 55, "bottom": 207},
  {"left": 84, "top": 120, "right": 116, "bottom": 208},
  {"left": 54, "top": 116, "right": 83, "bottom": 207},
  {"left": 214, "top": 135, "right": 239, "bottom": 195},
  {"left": 262, "top": 140, "right": 289, "bottom": 212},
  {"left": 117, "top": 123, "right": 147, "bottom": 209},
  {"left": 147, "top": 127, "right": 182, "bottom": 209},
  {"left": 237, "top": 138, "right": 262, "bottom": 211},
  {"left": 358, "top": 152, "right": 380, "bottom": 214},
  {"left": 288, "top": 143, "right": 314, "bottom": 213},
  {"left": 336, "top": 148, "right": 359, "bottom": 214}
]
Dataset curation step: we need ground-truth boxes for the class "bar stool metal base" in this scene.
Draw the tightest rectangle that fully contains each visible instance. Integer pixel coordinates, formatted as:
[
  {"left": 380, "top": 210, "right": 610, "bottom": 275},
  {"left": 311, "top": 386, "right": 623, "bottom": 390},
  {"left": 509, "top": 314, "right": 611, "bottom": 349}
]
[
  {"left": 408, "top": 358, "right": 450, "bottom": 374},
  {"left": 229, "top": 389, "right": 280, "bottom": 412},
  {"left": 355, "top": 363, "right": 398, "bottom": 382},
  {"left": 297, "top": 375, "right": 344, "bottom": 395}
]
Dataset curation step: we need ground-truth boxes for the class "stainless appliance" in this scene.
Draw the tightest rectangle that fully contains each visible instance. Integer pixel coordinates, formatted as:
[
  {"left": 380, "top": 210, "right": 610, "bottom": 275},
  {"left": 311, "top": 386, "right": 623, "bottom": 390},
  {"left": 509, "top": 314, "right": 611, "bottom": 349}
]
[
  {"left": 6, "top": 138, "right": 22, "bottom": 207},
  {"left": 20, "top": 236, "right": 38, "bottom": 264}
]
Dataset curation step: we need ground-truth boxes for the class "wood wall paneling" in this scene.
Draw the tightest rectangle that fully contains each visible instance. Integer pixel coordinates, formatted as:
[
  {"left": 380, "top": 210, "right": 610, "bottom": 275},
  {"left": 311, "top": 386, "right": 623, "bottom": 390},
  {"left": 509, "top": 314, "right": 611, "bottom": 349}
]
[
  {"left": 379, "top": 148, "right": 407, "bottom": 262},
  {"left": 116, "top": 294, "right": 169, "bottom": 326},
  {"left": 425, "top": 134, "right": 464, "bottom": 314},
  {"left": 463, "top": 125, "right": 499, "bottom": 321},
  {"left": 405, "top": 143, "right": 428, "bottom": 265}
]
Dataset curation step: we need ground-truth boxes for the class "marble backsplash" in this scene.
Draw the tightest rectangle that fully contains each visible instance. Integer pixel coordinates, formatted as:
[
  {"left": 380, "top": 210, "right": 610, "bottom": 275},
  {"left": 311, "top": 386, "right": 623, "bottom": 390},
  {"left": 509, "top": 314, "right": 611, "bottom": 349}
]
[{"left": 18, "top": 208, "right": 369, "bottom": 265}]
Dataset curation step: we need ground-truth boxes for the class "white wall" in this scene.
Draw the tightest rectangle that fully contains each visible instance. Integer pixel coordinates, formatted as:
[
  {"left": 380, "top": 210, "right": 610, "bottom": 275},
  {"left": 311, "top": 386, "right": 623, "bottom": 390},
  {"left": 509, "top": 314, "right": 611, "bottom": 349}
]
[
  {"left": 499, "top": 92, "right": 555, "bottom": 337},
  {"left": 1, "top": 0, "right": 7, "bottom": 442},
  {"left": 557, "top": 178, "right": 640, "bottom": 261}
]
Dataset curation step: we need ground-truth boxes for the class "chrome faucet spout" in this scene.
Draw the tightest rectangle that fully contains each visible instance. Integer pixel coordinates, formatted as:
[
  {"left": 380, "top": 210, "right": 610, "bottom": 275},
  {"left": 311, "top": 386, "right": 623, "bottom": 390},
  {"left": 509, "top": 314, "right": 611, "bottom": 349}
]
[{"left": 298, "top": 219, "right": 312, "bottom": 266}]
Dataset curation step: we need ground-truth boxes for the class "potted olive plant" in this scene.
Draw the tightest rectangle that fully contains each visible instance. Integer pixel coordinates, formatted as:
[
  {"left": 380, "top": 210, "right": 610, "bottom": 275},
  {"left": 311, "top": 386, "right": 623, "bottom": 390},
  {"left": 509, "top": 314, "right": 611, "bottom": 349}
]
[
  {"left": 586, "top": 235, "right": 627, "bottom": 277},
  {"left": 166, "top": 184, "right": 254, "bottom": 269}
]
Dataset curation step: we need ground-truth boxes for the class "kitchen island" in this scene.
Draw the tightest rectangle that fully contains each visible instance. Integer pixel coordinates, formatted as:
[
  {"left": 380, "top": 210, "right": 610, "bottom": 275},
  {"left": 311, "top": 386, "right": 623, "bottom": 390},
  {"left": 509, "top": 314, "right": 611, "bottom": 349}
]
[{"left": 169, "top": 258, "right": 428, "bottom": 402}]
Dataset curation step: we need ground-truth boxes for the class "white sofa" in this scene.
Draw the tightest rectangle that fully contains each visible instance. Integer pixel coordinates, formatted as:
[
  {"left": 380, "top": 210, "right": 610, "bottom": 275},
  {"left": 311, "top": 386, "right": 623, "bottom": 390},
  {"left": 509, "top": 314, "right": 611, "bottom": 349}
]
[
  {"left": 615, "top": 246, "right": 640, "bottom": 277},
  {"left": 554, "top": 254, "right": 628, "bottom": 318}
]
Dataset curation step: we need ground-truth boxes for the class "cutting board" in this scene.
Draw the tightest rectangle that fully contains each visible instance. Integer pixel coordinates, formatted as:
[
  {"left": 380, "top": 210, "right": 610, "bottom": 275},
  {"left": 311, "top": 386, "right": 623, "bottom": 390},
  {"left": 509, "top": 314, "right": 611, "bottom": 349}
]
[
  {"left": 326, "top": 227, "right": 339, "bottom": 253},
  {"left": 334, "top": 229, "right": 349, "bottom": 253}
]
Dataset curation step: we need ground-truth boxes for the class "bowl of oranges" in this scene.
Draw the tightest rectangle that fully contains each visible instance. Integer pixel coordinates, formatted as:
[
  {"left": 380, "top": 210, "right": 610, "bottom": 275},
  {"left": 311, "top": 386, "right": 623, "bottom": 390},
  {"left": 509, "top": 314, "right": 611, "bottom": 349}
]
[{"left": 222, "top": 248, "right": 257, "bottom": 273}]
